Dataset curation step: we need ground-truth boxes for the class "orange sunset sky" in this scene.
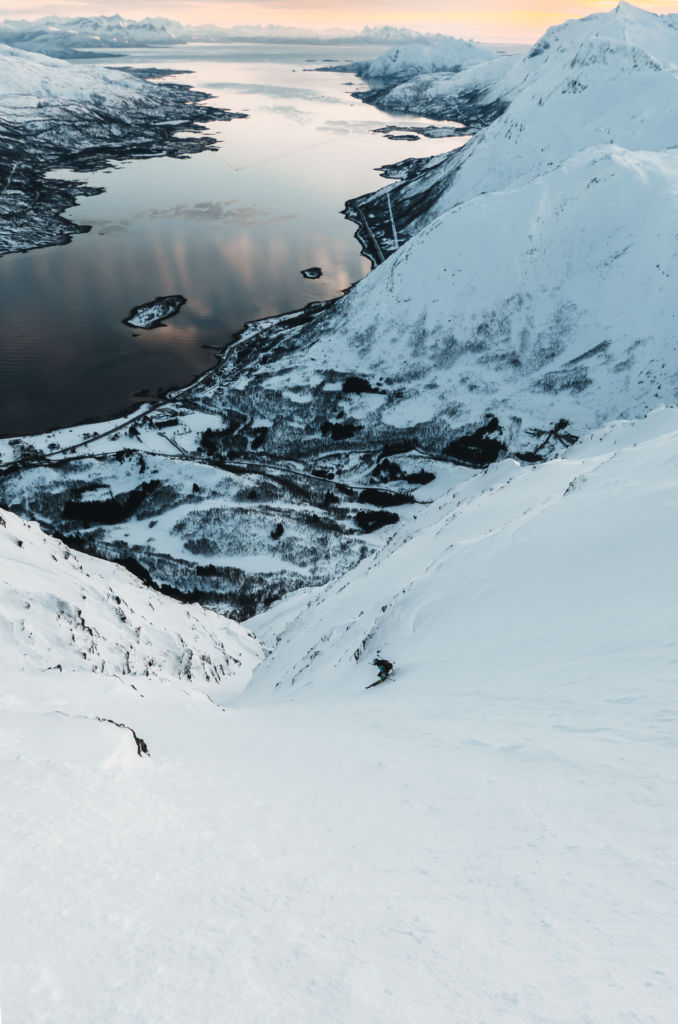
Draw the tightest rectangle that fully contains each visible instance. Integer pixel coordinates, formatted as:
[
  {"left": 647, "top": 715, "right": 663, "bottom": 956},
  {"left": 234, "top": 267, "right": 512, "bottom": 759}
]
[{"left": 2, "top": 1, "right": 678, "bottom": 42}]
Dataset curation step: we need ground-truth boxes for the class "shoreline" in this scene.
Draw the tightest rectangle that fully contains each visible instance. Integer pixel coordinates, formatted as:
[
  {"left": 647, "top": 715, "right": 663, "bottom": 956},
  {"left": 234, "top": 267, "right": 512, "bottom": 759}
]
[
  {"left": 1, "top": 55, "right": 469, "bottom": 445},
  {"left": 0, "top": 64, "right": 246, "bottom": 260}
]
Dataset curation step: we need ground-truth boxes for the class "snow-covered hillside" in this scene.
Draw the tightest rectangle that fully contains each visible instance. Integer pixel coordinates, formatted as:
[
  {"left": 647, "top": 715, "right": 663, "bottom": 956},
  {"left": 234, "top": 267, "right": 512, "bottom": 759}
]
[
  {"left": 0, "top": 42, "right": 162, "bottom": 112},
  {"left": 308, "top": 143, "right": 678, "bottom": 434},
  {"left": 358, "top": 53, "right": 520, "bottom": 125},
  {"left": 389, "top": 1, "right": 678, "bottom": 230},
  {"left": 0, "top": 45, "right": 243, "bottom": 255},
  {"left": 0, "top": 506, "right": 260, "bottom": 693},
  {"left": 249, "top": 406, "right": 678, "bottom": 702},
  {"left": 350, "top": 36, "right": 497, "bottom": 84},
  {"left": 1, "top": 410, "right": 676, "bottom": 1022}
]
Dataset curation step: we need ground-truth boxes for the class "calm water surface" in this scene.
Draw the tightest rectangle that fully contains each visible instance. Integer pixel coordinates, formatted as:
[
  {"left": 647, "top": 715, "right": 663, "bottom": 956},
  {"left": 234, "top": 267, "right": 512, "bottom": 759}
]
[{"left": 0, "top": 43, "right": 466, "bottom": 436}]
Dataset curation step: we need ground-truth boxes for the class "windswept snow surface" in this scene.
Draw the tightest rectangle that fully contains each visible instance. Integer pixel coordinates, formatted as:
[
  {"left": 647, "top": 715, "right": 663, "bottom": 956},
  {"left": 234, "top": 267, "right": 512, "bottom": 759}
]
[{"left": 1, "top": 410, "right": 677, "bottom": 1022}]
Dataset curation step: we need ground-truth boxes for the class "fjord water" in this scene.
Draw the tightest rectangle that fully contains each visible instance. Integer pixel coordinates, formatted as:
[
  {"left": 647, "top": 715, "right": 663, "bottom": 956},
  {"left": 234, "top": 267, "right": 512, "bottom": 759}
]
[{"left": 0, "top": 43, "right": 465, "bottom": 437}]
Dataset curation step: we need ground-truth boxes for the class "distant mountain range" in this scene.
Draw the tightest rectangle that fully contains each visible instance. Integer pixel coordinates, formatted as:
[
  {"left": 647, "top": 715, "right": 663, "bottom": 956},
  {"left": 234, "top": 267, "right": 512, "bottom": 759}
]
[{"left": 0, "top": 14, "right": 465, "bottom": 55}]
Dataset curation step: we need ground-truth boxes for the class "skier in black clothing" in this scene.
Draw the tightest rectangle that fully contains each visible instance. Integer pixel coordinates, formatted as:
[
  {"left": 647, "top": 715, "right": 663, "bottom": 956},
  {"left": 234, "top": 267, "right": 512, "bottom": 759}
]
[{"left": 371, "top": 656, "right": 394, "bottom": 684}]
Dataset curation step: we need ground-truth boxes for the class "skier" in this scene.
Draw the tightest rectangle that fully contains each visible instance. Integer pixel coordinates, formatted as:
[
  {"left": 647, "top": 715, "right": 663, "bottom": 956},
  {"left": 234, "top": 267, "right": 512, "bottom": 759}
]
[{"left": 367, "top": 655, "right": 394, "bottom": 688}]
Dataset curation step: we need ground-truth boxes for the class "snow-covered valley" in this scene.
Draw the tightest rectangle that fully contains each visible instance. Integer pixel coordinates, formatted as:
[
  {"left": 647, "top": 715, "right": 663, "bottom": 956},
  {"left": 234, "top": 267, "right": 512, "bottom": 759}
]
[{"left": 1, "top": 4, "right": 678, "bottom": 1019}]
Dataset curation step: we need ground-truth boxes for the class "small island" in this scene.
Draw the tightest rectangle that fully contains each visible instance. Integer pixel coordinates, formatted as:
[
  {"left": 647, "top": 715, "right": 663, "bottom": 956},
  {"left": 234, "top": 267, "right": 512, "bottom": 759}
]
[
  {"left": 301, "top": 267, "right": 323, "bottom": 279},
  {"left": 123, "top": 295, "right": 187, "bottom": 330}
]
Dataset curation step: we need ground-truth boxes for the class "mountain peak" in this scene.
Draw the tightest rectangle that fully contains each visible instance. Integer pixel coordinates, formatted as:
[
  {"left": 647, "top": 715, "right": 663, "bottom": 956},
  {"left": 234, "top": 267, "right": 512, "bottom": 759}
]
[{"left": 614, "top": 1, "right": 647, "bottom": 14}]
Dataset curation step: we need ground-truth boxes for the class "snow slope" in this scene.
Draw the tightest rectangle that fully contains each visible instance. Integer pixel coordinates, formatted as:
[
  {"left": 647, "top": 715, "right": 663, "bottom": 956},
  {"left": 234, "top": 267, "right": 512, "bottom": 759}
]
[
  {"left": 0, "top": 506, "right": 260, "bottom": 693},
  {"left": 244, "top": 407, "right": 678, "bottom": 1019},
  {"left": 292, "top": 143, "right": 678, "bottom": 437},
  {"left": 1, "top": 409, "right": 676, "bottom": 1022},
  {"left": 0, "top": 42, "right": 162, "bottom": 113}
]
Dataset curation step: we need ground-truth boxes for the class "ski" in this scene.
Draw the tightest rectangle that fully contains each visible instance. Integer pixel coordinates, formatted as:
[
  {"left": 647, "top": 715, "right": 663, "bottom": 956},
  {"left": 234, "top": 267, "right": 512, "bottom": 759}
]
[{"left": 366, "top": 676, "right": 393, "bottom": 689}]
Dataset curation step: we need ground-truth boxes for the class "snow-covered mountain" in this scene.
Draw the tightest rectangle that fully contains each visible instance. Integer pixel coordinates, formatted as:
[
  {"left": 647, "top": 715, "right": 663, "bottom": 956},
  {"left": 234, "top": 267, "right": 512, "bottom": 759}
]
[
  {"left": 353, "top": 0, "right": 678, "bottom": 126},
  {"left": 0, "top": 42, "right": 159, "bottom": 112},
  {"left": 349, "top": 36, "right": 498, "bottom": 84},
  {"left": 356, "top": 52, "right": 520, "bottom": 125},
  {"left": 357, "top": 25, "right": 447, "bottom": 44},
  {"left": 0, "top": 14, "right": 182, "bottom": 55},
  {"left": 385, "top": 0, "right": 678, "bottom": 229},
  {"left": 0, "top": 45, "right": 243, "bottom": 255},
  {"left": 263, "top": 0, "right": 678, "bottom": 448},
  {"left": 0, "top": 14, "right": 464, "bottom": 54},
  {"left": 1, "top": 409, "right": 676, "bottom": 1022}
]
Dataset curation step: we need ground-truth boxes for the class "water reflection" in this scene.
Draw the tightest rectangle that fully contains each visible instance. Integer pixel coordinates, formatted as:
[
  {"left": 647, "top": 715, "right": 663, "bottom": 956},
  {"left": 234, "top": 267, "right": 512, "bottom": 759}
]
[{"left": 0, "top": 43, "right": 467, "bottom": 437}]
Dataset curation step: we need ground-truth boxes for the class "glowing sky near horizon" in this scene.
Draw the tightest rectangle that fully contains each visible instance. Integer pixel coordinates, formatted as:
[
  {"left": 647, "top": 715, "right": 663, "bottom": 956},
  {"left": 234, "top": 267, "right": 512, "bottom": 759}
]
[{"left": 2, "top": 0, "right": 677, "bottom": 42}]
